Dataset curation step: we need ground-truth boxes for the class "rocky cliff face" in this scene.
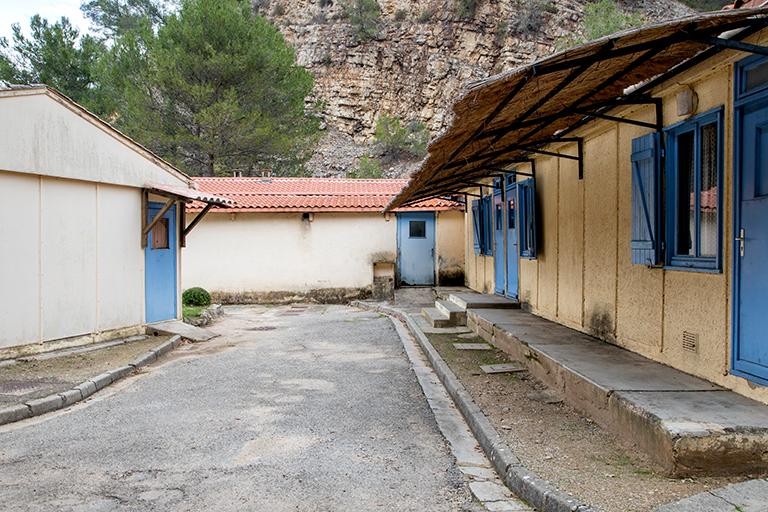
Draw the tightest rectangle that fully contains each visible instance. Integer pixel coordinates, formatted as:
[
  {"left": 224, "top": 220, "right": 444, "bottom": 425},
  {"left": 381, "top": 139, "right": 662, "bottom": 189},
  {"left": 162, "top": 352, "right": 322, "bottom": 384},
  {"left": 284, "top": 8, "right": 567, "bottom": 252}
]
[{"left": 260, "top": 0, "right": 693, "bottom": 177}]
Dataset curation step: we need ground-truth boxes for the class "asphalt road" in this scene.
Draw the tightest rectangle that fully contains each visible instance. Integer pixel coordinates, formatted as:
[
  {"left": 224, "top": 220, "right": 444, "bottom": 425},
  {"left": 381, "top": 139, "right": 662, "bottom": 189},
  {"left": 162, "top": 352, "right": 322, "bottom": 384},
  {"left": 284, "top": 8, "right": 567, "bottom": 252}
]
[{"left": 0, "top": 305, "right": 475, "bottom": 511}]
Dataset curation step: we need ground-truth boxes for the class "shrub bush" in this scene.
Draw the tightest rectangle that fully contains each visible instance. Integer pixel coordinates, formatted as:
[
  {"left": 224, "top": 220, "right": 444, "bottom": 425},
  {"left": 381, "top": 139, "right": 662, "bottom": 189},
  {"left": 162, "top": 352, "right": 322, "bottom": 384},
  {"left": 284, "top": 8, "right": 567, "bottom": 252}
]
[
  {"left": 417, "top": 9, "right": 433, "bottom": 23},
  {"left": 341, "top": 0, "right": 382, "bottom": 42},
  {"left": 349, "top": 155, "right": 383, "bottom": 178},
  {"left": 272, "top": 2, "right": 285, "bottom": 16},
  {"left": 394, "top": 8, "right": 407, "bottom": 21},
  {"left": 183, "top": 287, "right": 211, "bottom": 307},
  {"left": 455, "top": 0, "right": 478, "bottom": 19},
  {"left": 511, "top": 0, "right": 556, "bottom": 38},
  {"left": 557, "top": 0, "right": 643, "bottom": 49},
  {"left": 374, "top": 114, "right": 430, "bottom": 161}
]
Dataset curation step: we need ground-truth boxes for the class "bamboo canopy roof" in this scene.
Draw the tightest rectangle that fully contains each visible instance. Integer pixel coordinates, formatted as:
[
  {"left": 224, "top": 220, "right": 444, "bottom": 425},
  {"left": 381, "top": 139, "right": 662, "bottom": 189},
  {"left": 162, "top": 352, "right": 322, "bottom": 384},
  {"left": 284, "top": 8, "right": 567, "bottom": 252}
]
[{"left": 387, "top": 8, "right": 768, "bottom": 210}]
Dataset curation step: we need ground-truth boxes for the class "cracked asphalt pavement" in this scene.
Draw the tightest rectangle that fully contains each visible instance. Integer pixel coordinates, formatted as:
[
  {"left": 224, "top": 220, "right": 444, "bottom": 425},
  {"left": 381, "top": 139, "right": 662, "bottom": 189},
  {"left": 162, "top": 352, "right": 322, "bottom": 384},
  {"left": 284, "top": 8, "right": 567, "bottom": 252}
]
[{"left": 0, "top": 305, "right": 476, "bottom": 511}]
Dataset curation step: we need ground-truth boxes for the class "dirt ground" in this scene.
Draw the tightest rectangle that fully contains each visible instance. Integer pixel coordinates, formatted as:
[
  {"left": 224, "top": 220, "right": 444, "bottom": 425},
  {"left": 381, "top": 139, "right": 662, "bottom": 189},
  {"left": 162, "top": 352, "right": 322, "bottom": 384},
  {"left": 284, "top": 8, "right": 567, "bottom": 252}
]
[
  {"left": 0, "top": 335, "right": 172, "bottom": 407},
  {"left": 427, "top": 332, "right": 755, "bottom": 512}
]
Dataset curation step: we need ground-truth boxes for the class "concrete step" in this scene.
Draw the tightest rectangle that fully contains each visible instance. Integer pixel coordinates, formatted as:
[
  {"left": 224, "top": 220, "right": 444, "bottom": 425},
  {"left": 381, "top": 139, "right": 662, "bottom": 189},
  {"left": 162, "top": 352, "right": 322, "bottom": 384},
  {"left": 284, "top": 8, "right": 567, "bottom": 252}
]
[
  {"left": 467, "top": 307, "right": 768, "bottom": 477},
  {"left": 421, "top": 307, "right": 454, "bottom": 328},
  {"left": 448, "top": 292, "right": 521, "bottom": 310},
  {"left": 435, "top": 299, "right": 467, "bottom": 326}
]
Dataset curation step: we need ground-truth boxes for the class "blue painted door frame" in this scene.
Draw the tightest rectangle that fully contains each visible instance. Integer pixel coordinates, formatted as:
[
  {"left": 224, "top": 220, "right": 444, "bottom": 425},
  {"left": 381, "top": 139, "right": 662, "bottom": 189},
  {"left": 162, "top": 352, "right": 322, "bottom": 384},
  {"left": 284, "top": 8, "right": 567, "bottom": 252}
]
[
  {"left": 145, "top": 202, "right": 178, "bottom": 323},
  {"left": 493, "top": 187, "right": 505, "bottom": 294},
  {"left": 397, "top": 212, "right": 436, "bottom": 286},
  {"left": 732, "top": 55, "right": 768, "bottom": 385},
  {"left": 506, "top": 180, "right": 519, "bottom": 299}
]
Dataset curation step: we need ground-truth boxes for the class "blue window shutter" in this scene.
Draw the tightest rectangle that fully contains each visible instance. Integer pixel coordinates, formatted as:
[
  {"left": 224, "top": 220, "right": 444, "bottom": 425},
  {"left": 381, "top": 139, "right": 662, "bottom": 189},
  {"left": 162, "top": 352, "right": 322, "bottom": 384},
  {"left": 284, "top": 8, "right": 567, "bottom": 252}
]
[
  {"left": 471, "top": 199, "right": 482, "bottom": 255},
  {"left": 518, "top": 178, "right": 538, "bottom": 259},
  {"left": 482, "top": 195, "right": 493, "bottom": 256},
  {"left": 630, "top": 132, "right": 661, "bottom": 265}
]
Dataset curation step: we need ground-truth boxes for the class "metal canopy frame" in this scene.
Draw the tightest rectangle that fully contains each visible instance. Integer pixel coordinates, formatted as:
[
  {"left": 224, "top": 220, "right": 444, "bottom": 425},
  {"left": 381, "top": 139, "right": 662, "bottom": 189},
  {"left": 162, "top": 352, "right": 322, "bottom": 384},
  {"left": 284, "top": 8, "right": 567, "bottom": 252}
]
[{"left": 390, "top": 13, "right": 768, "bottom": 209}]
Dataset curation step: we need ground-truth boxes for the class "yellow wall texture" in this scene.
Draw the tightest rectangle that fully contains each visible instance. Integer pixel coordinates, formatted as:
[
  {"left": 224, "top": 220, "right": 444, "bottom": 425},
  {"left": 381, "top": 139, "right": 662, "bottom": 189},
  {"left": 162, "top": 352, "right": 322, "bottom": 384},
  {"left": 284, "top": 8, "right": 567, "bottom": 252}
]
[
  {"left": 435, "top": 209, "right": 466, "bottom": 283},
  {"left": 464, "top": 182, "right": 495, "bottom": 294},
  {"left": 461, "top": 31, "right": 768, "bottom": 404}
]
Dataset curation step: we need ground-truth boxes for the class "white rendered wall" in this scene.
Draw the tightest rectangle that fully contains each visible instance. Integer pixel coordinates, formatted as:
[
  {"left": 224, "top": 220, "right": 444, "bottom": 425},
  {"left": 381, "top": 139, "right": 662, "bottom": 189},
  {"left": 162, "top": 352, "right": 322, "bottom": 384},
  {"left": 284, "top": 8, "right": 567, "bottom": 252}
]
[
  {"left": 183, "top": 212, "right": 398, "bottom": 293},
  {"left": 0, "top": 92, "right": 188, "bottom": 189},
  {"left": 0, "top": 172, "right": 147, "bottom": 349}
]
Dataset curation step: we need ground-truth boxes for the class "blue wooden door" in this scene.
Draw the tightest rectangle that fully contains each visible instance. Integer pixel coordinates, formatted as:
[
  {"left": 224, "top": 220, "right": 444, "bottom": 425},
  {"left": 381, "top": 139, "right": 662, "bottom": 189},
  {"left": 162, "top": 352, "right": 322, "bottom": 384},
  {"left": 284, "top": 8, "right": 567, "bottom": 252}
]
[
  {"left": 493, "top": 188, "right": 505, "bottom": 294},
  {"left": 145, "top": 202, "right": 177, "bottom": 323},
  {"left": 734, "top": 92, "right": 768, "bottom": 383},
  {"left": 397, "top": 212, "right": 435, "bottom": 286},
  {"left": 506, "top": 181, "right": 519, "bottom": 299}
]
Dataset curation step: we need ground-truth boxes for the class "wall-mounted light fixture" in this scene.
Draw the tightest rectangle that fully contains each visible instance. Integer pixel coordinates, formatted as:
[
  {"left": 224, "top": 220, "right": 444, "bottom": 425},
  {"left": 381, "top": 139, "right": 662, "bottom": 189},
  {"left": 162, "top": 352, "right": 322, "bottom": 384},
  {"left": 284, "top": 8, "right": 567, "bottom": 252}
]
[{"left": 676, "top": 85, "right": 699, "bottom": 117}]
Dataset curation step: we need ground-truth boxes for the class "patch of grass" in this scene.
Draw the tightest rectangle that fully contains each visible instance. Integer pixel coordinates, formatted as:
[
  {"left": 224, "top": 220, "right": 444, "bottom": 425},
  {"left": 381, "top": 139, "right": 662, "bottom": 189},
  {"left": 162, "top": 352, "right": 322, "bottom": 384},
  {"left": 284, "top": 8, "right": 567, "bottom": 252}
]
[{"left": 183, "top": 305, "right": 204, "bottom": 319}]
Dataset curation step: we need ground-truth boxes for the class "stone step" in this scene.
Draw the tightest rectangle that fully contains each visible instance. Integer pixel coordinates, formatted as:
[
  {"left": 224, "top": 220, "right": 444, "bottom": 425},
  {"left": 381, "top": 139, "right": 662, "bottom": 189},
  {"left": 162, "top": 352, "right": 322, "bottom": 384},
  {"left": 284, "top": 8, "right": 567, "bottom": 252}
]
[
  {"left": 421, "top": 307, "right": 454, "bottom": 328},
  {"left": 448, "top": 292, "right": 521, "bottom": 310},
  {"left": 435, "top": 299, "right": 467, "bottom": 325}
]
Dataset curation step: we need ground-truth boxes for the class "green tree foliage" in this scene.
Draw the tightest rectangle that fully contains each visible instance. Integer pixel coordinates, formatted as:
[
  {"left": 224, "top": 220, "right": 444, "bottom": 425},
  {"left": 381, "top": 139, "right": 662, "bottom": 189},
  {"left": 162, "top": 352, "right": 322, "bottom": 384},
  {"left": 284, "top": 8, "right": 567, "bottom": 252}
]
[
  {"left": 81, "top": 0, "right": 172, "bottom": 37},
  {"left": 99, "top": 0, "right": 318, "bottom": 176},
  {"left": 374, "top": 114, "right": 429, "bottom": 161},
  {"left": 341, "top": 0, "right": 382, "bottom": 42},
  {"left": 558, "top": 0, "right": 643, "bottom": 49},
  {"left": 0, "top": 16, "right": 104, "bottom": 106},
  {"left": 349, "top": 155, "right": 383, "bottom": 179},
  {"left": 0, "top": 39, "right": 19, "bottom": 81}
]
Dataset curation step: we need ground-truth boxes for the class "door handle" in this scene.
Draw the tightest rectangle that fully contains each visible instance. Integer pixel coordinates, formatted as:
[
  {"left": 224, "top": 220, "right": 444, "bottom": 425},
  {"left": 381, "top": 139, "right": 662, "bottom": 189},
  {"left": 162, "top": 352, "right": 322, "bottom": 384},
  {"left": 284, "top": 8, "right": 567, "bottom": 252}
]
[{"left": 735, "top": 228, "right": 745, "bottom": 258}]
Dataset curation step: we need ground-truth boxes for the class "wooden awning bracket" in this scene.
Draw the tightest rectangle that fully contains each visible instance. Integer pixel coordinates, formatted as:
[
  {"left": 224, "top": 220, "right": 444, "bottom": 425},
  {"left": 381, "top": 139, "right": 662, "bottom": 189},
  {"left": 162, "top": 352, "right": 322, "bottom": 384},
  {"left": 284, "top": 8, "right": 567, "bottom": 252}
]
[
  {"left": 182, "top": 203, "right": 214, "bottom": 245},
  {"left": 142, "top": 194, "right": 176, "bottom": 248}
]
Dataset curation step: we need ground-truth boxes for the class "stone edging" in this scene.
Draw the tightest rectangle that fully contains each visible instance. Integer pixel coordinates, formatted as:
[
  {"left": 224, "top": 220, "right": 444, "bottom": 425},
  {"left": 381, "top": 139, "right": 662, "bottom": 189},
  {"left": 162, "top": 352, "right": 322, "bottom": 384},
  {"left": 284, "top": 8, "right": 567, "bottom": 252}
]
[
  {"left": 0, "top": 334, "right": 183, "bottom": 427},
  {"left": 352, "top": 301, "right": 593, "bottom": 512},
  {"left": 185, "top": 304, "right": 224, "bottom": 327}
]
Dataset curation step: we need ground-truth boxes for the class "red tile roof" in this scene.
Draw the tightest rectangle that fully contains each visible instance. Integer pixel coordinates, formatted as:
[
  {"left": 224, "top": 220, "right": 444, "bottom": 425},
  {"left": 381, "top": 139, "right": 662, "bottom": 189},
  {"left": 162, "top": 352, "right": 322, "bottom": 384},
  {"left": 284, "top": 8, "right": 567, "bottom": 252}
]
[{"left": 188, "top": 177, "right": 463, "bottom": 213}]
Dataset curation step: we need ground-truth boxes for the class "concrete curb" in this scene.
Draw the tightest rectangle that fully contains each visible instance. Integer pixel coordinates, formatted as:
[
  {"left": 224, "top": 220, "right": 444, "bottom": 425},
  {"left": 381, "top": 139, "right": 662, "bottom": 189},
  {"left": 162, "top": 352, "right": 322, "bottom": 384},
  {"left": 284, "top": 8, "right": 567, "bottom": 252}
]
[
  {"left": 353, "top": 301, "right": 594, "bottom": 512},
  {"left": 0, "top": 334, "right": 183, "bottom": 427}
]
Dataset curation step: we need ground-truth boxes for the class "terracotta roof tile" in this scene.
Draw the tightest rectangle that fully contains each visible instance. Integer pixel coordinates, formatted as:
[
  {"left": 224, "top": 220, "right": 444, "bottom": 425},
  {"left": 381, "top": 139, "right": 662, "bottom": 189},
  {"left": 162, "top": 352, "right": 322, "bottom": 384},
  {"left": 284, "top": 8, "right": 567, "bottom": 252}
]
[{"left": 188, "top": 177, "right": 462, "bottom": 213}]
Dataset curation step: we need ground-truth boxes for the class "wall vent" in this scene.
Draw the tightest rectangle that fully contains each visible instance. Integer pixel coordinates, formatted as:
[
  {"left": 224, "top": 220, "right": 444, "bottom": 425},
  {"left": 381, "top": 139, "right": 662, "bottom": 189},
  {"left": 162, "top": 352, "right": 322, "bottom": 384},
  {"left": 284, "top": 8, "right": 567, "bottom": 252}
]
[{"left": 682, "top": 331, "right": 698, "bottom": 353}]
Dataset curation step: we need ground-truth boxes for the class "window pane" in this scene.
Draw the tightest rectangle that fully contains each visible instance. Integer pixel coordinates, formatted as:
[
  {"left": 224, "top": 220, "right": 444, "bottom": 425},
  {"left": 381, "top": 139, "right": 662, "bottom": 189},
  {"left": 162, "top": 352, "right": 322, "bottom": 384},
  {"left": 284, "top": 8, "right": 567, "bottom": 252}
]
[
  {"left": 151, "top": 217, "right": 170, "bottom": 249},
  {"left": 746, "top": 59, "right": 768, "bottom": 93},
  {"left": 699, "top": 123, "right": 718, "bottom": 257},
  {"left": 409, "top": 220, "right": 426, "bottom": 238},
  {"left": 676, "top": 131, "right": 695, "bottom": 257},
  {"left": 495, "top": 202, "right": 502, "bottom": 230}
]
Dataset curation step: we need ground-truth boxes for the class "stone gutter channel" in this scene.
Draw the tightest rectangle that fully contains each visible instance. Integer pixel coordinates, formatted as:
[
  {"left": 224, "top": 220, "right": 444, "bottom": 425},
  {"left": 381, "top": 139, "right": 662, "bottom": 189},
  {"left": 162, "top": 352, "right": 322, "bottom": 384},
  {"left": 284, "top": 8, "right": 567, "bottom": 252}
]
[
  {"left": 352, "top": 301, "right": 594, "bottom": 512},
  {"left": 0, "top": 334, "right": 183, "bottom": 426}
]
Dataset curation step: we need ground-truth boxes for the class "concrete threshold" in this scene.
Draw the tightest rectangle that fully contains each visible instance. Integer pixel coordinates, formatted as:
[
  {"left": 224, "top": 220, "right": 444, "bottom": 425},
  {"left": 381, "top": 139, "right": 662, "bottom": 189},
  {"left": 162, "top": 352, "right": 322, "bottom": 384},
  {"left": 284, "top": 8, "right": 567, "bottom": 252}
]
[{"left": 467, "top": 308, "right": 768, "bottom": 477}]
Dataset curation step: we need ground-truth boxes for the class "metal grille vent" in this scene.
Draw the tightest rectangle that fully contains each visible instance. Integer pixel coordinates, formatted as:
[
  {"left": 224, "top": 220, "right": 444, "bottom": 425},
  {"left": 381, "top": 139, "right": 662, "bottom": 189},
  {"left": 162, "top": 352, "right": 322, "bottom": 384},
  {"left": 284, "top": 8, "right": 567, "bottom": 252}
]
[{"left": 682, "top": 331, "right": 698, "bottom": 353}]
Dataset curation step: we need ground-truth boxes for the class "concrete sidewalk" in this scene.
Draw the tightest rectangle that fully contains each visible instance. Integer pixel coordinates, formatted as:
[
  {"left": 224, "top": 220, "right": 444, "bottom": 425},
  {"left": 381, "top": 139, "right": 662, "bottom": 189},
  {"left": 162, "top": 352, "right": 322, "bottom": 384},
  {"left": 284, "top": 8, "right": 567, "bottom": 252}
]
[{"left": 467, "top": 306, "right": 768, "bottom": 477}]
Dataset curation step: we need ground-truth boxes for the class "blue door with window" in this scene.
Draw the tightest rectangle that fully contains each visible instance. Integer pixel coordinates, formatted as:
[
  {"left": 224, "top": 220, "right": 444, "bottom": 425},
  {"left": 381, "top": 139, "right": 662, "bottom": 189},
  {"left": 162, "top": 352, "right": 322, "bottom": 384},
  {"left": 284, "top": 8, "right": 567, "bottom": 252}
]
[
  {"left": 733, "top": 55, "right": 768, "bottom": 384},
  {"left": 145, "top": 202, "right": 177, "bottom": 323},
  {"left": 493, "top": 186, "right": 505, "bottom": 294},
  {"left": 506, "top": 180, "right": 519, "bottom": 299},
  {"left": 397, "top": 212, "right": 435, "bottom": 286}
]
